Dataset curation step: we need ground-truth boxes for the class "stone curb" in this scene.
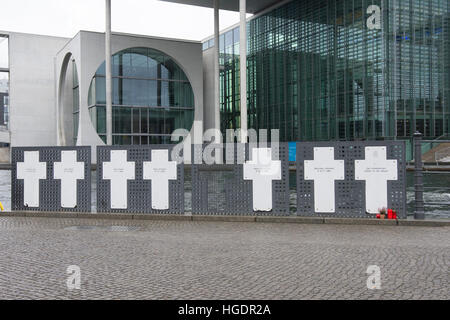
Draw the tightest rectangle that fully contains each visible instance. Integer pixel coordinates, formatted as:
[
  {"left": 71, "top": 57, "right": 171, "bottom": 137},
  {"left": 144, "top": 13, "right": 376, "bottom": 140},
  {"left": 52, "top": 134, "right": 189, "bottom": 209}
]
[
  {"left": 133, "top": 214, "right": 192, "bottom": 221},
  {"left": 192, "top": 215, "right": 257, "bottom": 223},
  {"left": 323, "top": 217, "right": 398, "bottom": 226},
  {"left": 255, "top": 216, "right": 324, "bottom": 224},
  {"left": 1, "top": 211, "right": 449, "bottom": 227},
  {"left": 397, "top": 219, "right": 450, "bottom": 227},
  {"left": 77, "top": 213, "right": 134, "bottom": 220}
]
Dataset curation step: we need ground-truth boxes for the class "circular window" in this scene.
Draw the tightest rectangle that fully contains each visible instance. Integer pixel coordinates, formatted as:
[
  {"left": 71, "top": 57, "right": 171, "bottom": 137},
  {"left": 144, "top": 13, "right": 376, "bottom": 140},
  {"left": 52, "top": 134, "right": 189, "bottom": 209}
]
[{"left": 88, "top": 47, "right": 194, "bottom": 145}]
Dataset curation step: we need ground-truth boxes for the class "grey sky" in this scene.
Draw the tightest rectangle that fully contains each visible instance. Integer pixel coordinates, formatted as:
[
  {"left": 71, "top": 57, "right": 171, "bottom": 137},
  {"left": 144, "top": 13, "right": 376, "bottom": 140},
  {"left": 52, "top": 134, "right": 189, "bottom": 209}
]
[{"left": 0, "top": 0, "right": 245, "bottom": 40}]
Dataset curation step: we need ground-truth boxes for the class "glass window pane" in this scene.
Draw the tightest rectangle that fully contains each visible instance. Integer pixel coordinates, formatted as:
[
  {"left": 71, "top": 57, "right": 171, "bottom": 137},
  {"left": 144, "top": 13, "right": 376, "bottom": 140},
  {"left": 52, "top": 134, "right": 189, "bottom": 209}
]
[
  {"left": 121, "top": 51, "right": 133, "bottom": 77},
  {"left": 130, "top": 48, "right": 148, "bottom": 78},
  {"left": 132, "top": 108, "right": 140, "bottom": 133},
  {"left": 95, "top": 76, "right": 106, "bottom": 104},
  {"left": 88, "top": 78, "right": 95, "bottom": 106},
  {"left": 149, "top": 108, "right": 164, "bottom": 134},
  {"left": 72, "top": 87, "right": 79, "bottom": 113},
  {"left": 96, "top": 106, "right": 106, "bottom": 134},
  {"left": 148, "top": 80, "right": 157, "bottom": 106},
  {"left": 149, "top": 136, "right": 162, "bottom": 144},
  {"left": 141, "top": 108, "right": 148, "bottom": 134},
  {"left": 122, "top": 136, "right": 132, "bottom": 145},
  {"left": 89, "top": 47, "right": 195, "bottom": 145},
  {"left": 72, "top": 61, "right": 79, "bottom": 87},
  {"left": 140, "top": 136, "right": 148, "bottom": 145},
  {"left": 113, "top": 107, "right": 131, "bottom": 134}
]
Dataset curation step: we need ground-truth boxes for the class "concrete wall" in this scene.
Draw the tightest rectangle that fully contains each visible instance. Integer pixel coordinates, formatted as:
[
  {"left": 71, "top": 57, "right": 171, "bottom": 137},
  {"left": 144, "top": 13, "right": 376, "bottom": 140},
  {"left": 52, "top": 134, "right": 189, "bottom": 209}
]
[
  {"left": 8, "top": 32, "right": 69, "bottom": 146},
  {"left": 202, "top": 47, "right": 216, "bottom": 131},
  {"left": 61, "top": 59, "right": 74, "bottom": 146}
]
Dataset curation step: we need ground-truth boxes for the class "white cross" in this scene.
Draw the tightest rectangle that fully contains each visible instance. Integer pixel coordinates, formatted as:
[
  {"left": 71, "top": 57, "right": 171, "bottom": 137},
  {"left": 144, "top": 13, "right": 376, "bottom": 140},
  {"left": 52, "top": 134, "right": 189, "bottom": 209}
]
[
  {"left": 304, "top": 147, "right": 345, "bottom": 213},
  {"left": 243, "top": 148, "right": 282, "bottom": 211},
  {"left": 102, "top": 150, "right": 135, "bottom": 209},
  {"left": 17, "top": 151, "right": 47, "bottom": 208},
  {"left": 54, "top": 151, "right": 85, "bottom": 208},
  {"left": 355, "top": 147, "right": 398, "bottom": 214},
  {"left": 143, "top": 150, "right": 177, "bottom": 210}
]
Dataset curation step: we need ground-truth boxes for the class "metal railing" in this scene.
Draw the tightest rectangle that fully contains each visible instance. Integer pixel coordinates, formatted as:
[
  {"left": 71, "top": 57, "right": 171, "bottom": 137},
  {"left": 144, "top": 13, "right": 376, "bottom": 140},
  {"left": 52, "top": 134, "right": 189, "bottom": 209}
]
[
  {"left": 413, "top": 132, "right": 450, "bottom": 219},
  {"left": 435, "top": 147, "right": 450, "bottom": 164}
]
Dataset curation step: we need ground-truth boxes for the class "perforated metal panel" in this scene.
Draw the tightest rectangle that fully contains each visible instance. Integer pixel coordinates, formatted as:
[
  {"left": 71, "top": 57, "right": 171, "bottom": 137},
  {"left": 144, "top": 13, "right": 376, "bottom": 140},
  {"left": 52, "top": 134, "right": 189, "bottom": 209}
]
[
  {"left": 96, "top": 145, "right": 184, "bottom": 214},
  {"left": 296, "top": 141, "right": 407, "bottom": 218},
  {"left": 191, "top": 143, "right": 289, "bottom": 215},
  {"left": 11, "top": 147, "right": 91, "bottom": 212}
]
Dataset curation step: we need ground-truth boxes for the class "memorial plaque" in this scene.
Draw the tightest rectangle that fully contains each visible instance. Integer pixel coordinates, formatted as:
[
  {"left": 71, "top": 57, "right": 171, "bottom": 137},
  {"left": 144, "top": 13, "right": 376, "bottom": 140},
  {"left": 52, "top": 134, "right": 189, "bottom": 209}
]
[
  {"left": 16, "top": 151, "right": 47, "bottom": 207},
  {"left": 243, "top": 148, "right": 281, "bottom": 211},
  {"left": 53, "top": 150, "right": 85, "bottom": 208},
  {"left": 102, "top": 150, "right": 135, "bottom": 209},
  {"left": 304, "top": 147, "right": 344, "bottom": 213},
  {"left": 143, "top": 150, "right": 177, "bottom": 210},
  {"left": 355, "top": 147, "right": 398, "bottom": 214}
]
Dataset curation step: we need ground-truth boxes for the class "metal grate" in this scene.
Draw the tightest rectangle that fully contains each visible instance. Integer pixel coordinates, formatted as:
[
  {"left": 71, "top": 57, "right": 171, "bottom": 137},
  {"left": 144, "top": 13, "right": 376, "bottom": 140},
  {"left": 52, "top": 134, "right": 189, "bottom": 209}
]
[
  {"left": 11, "top": 147, "right": 91, "bottom": 212},
  {"left": 191, "top": 143, "right": 290, "bottom": 215},
  {"left": 96, "top": 145, "right": 184, "bottom": 214},
  {"left": 296, "top": 141, "right": 407, "bottom": 218}
]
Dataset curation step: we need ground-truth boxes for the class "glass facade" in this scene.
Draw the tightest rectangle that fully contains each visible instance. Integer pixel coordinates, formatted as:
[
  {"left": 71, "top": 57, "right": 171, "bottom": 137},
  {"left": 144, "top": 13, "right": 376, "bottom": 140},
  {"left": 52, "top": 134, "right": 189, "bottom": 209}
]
[
  {"left": 209, "top": 0, "right": 450, "bottom": 143},
  {"left": 88, "top": 47, "right": 195, "bottom": 144}
]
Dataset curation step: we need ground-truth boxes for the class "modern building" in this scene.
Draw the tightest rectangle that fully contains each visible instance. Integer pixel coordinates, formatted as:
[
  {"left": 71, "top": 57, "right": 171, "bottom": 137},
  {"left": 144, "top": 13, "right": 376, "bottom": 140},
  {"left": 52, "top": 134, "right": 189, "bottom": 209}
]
[
  {"left": 0, "top": 30, "right": 203, "bottom": 162},
  {"left": 202, "top": 0, "right": 450, "bottom": 145},
  {"left": 0, "top": 0, "right": 449, "bottom": 161},
  {"left": 55, "top": 31, "right": 202, "bottom": 151}
]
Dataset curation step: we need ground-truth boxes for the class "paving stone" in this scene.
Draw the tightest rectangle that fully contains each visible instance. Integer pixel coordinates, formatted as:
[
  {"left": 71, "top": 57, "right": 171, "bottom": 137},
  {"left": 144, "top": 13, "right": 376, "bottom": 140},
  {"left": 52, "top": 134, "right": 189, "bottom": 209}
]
[{"left": 0, "top": 216, "right": 447, "bottom": 300}]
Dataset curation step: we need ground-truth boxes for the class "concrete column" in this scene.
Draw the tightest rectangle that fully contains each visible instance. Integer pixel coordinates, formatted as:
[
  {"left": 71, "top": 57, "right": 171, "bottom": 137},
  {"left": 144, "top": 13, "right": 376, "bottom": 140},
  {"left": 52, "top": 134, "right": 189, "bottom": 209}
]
[
  {"left": 105, "top": 0, "right": 113, "bottom": 145},
  {"left": 213, "top": 0, "right": 220, "bottom": 133},
  {"left": 239, "top": 0, "right": 247, "bottom": 143}
]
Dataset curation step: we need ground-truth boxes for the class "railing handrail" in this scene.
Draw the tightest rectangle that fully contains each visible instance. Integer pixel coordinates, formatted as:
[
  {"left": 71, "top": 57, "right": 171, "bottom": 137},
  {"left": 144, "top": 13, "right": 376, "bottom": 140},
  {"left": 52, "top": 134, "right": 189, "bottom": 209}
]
[{"left": 422, "top": 139, "right": 450, "bottom": 143}]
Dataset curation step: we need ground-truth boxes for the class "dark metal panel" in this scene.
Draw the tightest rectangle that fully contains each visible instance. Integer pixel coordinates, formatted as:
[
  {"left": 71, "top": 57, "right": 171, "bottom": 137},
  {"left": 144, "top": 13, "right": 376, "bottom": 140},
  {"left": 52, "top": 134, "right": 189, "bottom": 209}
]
[
  {"left": 96, "top": 145, "right": 184, "bottom": 214},
  {"left": 11, "top": 146, "right": 91, "bottom": 212},
  {"left": 191, "top": 143, "right": 290, "bottom": 215},
  {"left": 296, "top": 141, "right": 407, "bottom": 219}
]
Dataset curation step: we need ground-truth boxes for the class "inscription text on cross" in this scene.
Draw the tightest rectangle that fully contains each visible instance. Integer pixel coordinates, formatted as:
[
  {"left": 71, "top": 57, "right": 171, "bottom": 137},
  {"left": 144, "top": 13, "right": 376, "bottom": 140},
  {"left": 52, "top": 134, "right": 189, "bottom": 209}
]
[
  {"left": 102, "top": 150, "right": 135, "bottom": 209},
  {"left": 143, "top": 150, "right": 177, "bottom": 210},
  {"left": 355, "top": 147, "right": 398, "bottom": 214},
  {"left": 304, "top": 147, "right": 345, "bottom": 213},
  {"left": 243, "top": 148, "right": 282, "bottom": 211},
  {"left": 54, "top": 151, "right": 85, "bottom": 208},
  {"left": 17, "top": 151, "right": 47, "bottom": 208}
]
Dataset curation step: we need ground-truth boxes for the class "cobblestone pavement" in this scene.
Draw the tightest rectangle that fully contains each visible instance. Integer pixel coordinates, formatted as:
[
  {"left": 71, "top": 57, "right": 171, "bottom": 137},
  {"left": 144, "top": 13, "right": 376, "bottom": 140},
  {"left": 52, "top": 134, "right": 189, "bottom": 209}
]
[{"left": 0, "top": 216, "right": 448, "bottom": 300}]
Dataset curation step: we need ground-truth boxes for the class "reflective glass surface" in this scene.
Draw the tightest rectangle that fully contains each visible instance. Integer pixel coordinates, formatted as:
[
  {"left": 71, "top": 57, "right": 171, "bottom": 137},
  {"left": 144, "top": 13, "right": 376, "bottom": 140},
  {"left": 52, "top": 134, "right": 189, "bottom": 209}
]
[
  {"left": 212, "top": 0, "right": 450, "bottom": 143},
  {"left": 88, "top": 47, "right": 195, "bottom": 145}
]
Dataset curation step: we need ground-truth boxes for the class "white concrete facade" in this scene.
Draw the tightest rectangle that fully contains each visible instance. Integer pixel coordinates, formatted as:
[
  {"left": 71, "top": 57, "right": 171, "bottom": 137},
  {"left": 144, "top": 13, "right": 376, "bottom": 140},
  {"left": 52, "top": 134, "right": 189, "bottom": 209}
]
[
  {"left": 0, "top": 30, "right": 204, "bottom": 163},
  {"left": 6, "top": 31, "right": 69, "bottom": 147},
  {"left": 55, "top": 31, "right": 204, "bottom": 161}
]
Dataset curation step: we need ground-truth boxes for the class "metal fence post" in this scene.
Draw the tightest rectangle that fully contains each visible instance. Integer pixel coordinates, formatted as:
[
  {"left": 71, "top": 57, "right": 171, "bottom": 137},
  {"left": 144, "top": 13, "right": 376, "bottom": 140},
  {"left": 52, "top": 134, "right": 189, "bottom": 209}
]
[{"left": 413, "top": 132, "right": 425, "bottom": 220}]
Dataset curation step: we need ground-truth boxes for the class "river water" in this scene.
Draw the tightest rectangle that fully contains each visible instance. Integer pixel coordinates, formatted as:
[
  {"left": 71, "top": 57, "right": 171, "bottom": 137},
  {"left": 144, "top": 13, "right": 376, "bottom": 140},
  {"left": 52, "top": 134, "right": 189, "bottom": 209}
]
[{"left": 1, "top": 169, "right": 449, "bottom": 219}]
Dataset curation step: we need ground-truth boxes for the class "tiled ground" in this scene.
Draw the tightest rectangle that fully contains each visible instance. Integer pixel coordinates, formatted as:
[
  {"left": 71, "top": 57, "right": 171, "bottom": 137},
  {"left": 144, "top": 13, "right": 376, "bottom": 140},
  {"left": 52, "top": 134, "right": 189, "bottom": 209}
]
[{"left": 0, "top": 216, "right": 448, "bottom": 299}]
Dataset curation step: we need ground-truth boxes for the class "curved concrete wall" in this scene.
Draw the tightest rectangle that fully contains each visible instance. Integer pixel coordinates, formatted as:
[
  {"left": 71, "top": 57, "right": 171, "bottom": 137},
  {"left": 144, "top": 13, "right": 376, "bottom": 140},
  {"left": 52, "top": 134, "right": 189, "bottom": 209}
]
[{"left": 56, "top": 31, "right": 204, "bottom": 162}]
